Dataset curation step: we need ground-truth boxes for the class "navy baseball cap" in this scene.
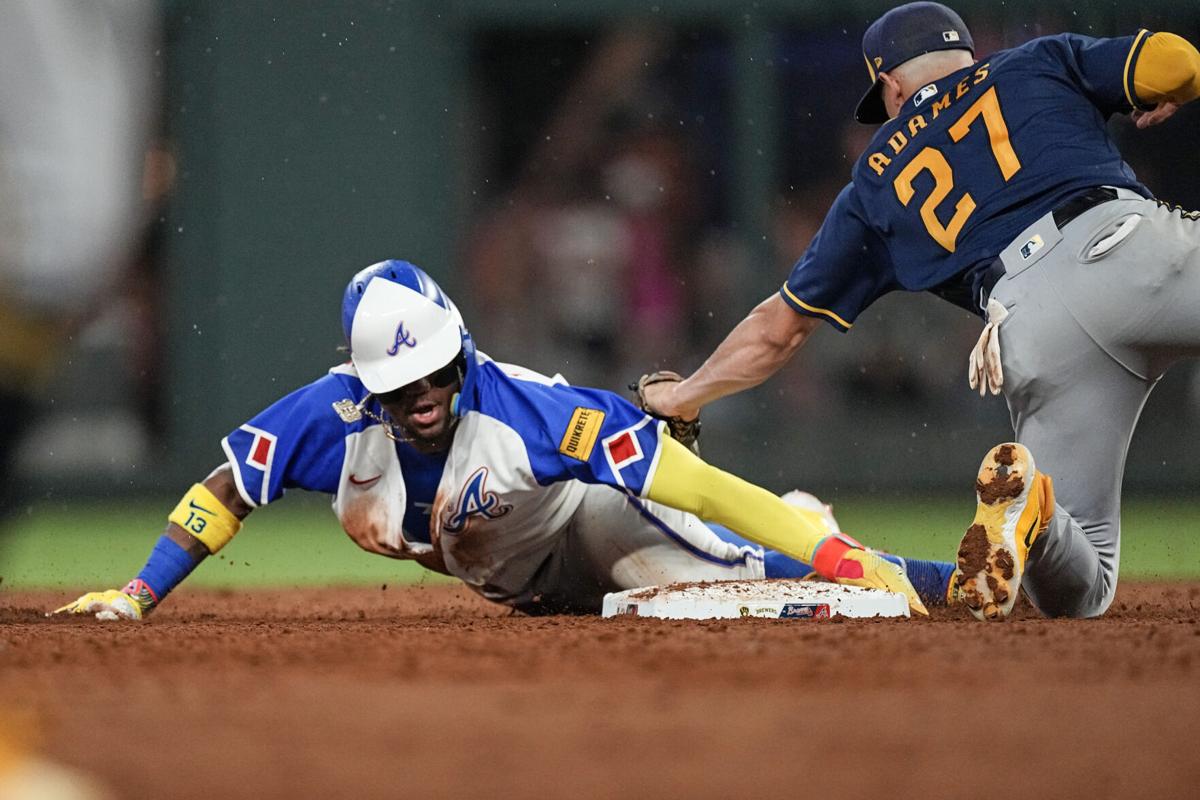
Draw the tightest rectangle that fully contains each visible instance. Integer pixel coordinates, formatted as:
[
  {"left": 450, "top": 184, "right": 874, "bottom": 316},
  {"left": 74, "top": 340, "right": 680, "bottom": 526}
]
[{"left": 854, "top": 2, "right": 974, "bottom": 124}]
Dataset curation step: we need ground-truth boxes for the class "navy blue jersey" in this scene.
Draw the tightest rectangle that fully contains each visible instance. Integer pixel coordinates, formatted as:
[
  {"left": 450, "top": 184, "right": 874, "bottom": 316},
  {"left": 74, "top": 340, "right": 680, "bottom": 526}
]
[{"left": 783, "top": 31, "right": 1156, "bottom": 328}]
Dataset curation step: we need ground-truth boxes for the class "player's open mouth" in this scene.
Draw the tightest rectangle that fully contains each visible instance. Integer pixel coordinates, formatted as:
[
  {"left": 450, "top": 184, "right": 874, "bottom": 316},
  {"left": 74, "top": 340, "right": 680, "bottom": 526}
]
[{"left": 406, "top": 401, "right": 442, "bottom": 428}]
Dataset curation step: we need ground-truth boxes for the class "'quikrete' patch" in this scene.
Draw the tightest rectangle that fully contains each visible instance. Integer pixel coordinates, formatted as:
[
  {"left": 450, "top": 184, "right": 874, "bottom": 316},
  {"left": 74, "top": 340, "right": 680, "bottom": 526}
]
[{"left": 559, "top": 407, "right": 605, "bottom": 461}]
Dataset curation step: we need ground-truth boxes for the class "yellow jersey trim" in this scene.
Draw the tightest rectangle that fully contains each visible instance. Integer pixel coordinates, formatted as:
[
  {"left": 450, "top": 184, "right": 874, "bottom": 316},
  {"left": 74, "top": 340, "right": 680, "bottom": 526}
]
[
  {"left": 1123, "top": 29, "right": 1151, "bottom": 110},
  {"left": 781, "top": 284, "right": 854, "bottom": 330}
]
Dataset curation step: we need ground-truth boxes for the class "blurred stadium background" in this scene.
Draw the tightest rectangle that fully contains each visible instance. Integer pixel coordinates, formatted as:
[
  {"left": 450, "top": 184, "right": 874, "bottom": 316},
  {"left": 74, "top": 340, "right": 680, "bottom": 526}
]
[{"left": 3, "top": 0, "right": 1200, "bottom": 588}]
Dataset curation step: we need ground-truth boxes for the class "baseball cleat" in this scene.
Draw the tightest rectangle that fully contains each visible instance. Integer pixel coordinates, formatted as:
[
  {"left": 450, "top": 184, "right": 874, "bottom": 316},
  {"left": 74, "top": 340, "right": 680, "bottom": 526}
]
[
  {"left": 946, "top": 575, "right": 964, "bottom": 606},
  {"left": 955, "top": 442, "right": 1054, "bottom": 621}
]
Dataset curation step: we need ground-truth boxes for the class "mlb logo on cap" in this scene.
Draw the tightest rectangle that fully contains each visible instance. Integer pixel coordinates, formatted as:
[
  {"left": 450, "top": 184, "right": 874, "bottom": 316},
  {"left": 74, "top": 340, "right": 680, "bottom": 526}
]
[{"left": 855, "top": 2, "right": 974, "bottom": 124}]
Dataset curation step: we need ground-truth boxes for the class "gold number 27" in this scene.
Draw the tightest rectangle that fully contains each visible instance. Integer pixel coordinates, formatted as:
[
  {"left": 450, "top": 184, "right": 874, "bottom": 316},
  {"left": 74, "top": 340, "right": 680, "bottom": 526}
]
[{"left": 893, "top": 86, "right": 1022, "bottom": 253}]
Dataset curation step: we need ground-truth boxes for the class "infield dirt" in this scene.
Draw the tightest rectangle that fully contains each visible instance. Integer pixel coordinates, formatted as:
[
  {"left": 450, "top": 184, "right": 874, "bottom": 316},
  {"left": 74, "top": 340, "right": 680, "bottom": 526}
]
[{"left": 3, "top": 582, "right": 1200, "bottom": 799}]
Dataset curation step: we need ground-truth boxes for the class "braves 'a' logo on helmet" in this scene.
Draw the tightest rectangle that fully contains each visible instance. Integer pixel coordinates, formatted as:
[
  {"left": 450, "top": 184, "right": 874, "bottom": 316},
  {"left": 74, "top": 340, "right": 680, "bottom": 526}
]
[
  {"left": 386, "top": 321, "right": 418, "bottom": 355},
  {"left": 442, "top": 466, "right": 512, "bottom": 534}
]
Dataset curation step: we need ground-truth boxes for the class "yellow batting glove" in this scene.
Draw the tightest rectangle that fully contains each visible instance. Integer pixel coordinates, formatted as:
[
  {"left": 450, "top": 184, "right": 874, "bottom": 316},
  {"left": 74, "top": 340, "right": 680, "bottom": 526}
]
[
  {"left": 51, "top": 589, "right": 150, "bottom": 621},
  {"left": 812, "top": 534, "right": 929, "bottom": 616}
]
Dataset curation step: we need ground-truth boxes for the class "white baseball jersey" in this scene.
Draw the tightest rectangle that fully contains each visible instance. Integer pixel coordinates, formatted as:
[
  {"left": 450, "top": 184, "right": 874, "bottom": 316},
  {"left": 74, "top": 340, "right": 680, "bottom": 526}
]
[{"left": 221, "top": 345, "right": 764, "bottom": 611}]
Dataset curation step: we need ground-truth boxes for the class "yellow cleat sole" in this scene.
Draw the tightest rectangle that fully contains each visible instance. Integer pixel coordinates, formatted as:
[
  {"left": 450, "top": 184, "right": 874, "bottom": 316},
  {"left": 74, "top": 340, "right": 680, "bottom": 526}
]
[{"left": 955, "top": 442, "right": 1047, "bottom": 621}]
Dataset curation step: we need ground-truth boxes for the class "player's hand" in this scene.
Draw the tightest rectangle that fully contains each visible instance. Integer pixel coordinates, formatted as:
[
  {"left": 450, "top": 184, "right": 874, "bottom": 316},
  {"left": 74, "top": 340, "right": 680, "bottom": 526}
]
[
  {"left": 50, "top": 590, "right": 150, "bottom": 621},
  {"left": 812, "top": 534, "right": 929, "bottom": 616},
  {"left": 1133, "top": 102, "right": 1179, "bottom": 129},
  {"left": 633, "top": 372, "right": 699, "bottom": 422},
  {"left": 630, "top": 371, "right": 701, "bottom": 452}
]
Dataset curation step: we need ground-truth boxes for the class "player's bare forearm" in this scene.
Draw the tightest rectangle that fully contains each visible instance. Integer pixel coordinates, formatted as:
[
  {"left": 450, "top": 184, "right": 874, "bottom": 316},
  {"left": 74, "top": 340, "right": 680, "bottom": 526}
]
[
  {"left": 164, "top": 524, "right": 210, "bottom": 559},
  {"left": 653, "top": 294, "right": 818, "bottom": 418},
  {"left": 198, "top": 464, "right": 255, "bottom": 521}
]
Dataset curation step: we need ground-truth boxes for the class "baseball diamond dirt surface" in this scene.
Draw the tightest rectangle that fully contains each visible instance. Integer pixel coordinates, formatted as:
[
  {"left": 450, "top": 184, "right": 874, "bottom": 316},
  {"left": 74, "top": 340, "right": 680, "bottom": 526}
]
[{"left": 3, "top": 582, "right": 1200, "bottom": 799}]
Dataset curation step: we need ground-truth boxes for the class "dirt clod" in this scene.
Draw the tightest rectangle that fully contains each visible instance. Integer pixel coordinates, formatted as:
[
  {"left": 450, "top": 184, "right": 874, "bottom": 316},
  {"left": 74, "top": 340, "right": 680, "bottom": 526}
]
[
  {"left": 995, "top": 549, "right": 1016, "bottom": 580},
  {"left": 958, "top": 524, "right": 991, "bottom": 576},
  {"left": 995, "top": 444, "right": 1017, "bottom": 466},
  {"left": 978, "top": 473, "right": 1024, "bottom": 504},
  {"left": 986, "top": 574, "right": 1010, "bottom": 605}
]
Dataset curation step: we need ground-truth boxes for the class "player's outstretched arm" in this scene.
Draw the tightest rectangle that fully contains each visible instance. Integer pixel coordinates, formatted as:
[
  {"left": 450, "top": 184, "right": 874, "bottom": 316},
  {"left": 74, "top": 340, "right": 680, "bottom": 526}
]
[
  {"left": 641, "top": 294, "right": 819, "bottom": 420},
  {"left": 643, "top": 436, "right": 928, "bottom": 615},
  {"left": 1131, "top": 32, "right": 1200, "bottom": 128},
  {"left": 51, "top": 465, "right": 253, "bottom": 620}
]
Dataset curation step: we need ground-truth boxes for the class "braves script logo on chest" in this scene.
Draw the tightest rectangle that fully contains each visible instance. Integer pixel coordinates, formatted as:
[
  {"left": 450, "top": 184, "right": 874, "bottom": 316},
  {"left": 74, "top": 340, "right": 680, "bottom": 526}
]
[
  {"left": 442, "top": 466, "right": 512, "bottom": 534},
  {"left": 386, "top": 321, "right": 418, "bottom": 355}
]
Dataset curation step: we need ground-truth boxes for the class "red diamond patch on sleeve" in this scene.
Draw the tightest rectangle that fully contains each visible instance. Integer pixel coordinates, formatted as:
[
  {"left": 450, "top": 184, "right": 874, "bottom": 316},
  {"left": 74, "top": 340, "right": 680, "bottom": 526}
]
[
  {"left": 246, "top": 430, "right": 277, "bottom": 471},
  {"left": 607, "top": 432, "right": 637, "bottom": 464},
  {"left": 603, "top": 427, "right": 645, "bottom": 473}
]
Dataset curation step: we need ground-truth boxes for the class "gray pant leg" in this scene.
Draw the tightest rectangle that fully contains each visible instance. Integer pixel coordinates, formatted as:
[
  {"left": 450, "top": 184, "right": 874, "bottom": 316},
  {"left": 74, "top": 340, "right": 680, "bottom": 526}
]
[
  {"left": 991, "top": 198, "right": 1200, "bottom": 617},
  {"left": 996, "top": 276, "right": 1154, "bottom": 616},
  {"left": 523, "top": 485, "right": 765, "bottom": 614}
]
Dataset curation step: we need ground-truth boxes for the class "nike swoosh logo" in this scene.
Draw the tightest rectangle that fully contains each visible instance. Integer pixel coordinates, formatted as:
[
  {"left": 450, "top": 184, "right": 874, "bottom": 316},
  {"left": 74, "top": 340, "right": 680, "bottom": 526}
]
[
  {"left": 1023, "top": 515, "right": 1039, "bottom": 549},
  {"left": 349, "top": 474, "right": 382, "bottom": 488},
  {"left": 189, "top": 499, "right": 214, "bottom": 514}
]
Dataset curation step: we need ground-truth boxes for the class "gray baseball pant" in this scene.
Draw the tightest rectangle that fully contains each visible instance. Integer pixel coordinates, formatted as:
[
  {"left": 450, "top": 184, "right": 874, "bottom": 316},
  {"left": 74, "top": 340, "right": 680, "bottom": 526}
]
[{"left": 989, "top": 189, "right": 1200, "bottom": 617}]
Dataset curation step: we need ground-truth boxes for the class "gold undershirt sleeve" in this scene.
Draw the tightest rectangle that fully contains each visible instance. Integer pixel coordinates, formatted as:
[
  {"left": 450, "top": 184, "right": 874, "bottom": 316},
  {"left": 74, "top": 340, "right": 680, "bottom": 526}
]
[{"left": 1133, "top": 32, "right": 1200, "bottom": 106}]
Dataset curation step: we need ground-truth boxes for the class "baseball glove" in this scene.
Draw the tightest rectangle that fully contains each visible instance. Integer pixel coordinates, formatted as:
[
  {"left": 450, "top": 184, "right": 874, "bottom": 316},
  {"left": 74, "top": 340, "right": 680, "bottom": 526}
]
[{"left": 629, "top": 370, "right": 701, "bottom": 453}]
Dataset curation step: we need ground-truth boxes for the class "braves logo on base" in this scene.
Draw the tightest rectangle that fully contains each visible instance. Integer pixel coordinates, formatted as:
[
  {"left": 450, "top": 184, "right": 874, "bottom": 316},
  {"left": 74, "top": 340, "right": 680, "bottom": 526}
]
[
  {"left": 779, "top": 603, "right": 832, "bottom": 619},
  {"left": 442, "top": 466, "right": 512, "bottom": 534}
]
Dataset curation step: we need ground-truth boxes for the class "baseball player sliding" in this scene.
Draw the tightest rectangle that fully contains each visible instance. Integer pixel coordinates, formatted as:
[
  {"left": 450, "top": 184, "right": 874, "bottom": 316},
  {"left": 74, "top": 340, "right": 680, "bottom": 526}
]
[
  {"left": 641, "top": 2, "right": 1200, "bottom": 620},
  {"left": 54, "top": 261, "right": 956, "bottom": 620}
]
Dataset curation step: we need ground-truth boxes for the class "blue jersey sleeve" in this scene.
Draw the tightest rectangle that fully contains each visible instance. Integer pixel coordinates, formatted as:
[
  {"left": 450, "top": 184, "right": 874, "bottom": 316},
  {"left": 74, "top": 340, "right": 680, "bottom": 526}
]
[
  {"left": 221, "top": 373, "right": 357, "bottom": 507},
  {"left": 1027, "top": 32, "right": 1154, "bottom": 115},
  {"left": 470, "top": 362, "right": 667, "bottom": 496},
  {"left": 780, "top": 184, "right": 899, "bottom": 331}
]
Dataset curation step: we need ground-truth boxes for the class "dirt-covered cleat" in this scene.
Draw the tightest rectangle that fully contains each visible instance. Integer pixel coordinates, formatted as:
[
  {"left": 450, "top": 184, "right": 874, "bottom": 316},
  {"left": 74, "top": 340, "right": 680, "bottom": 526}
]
[
  {"left": 956, "top": 442, "right": 1055, "bottom": 621},
  {"left": 946, "top": 572, "right": 965, "bottom": 606}
]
